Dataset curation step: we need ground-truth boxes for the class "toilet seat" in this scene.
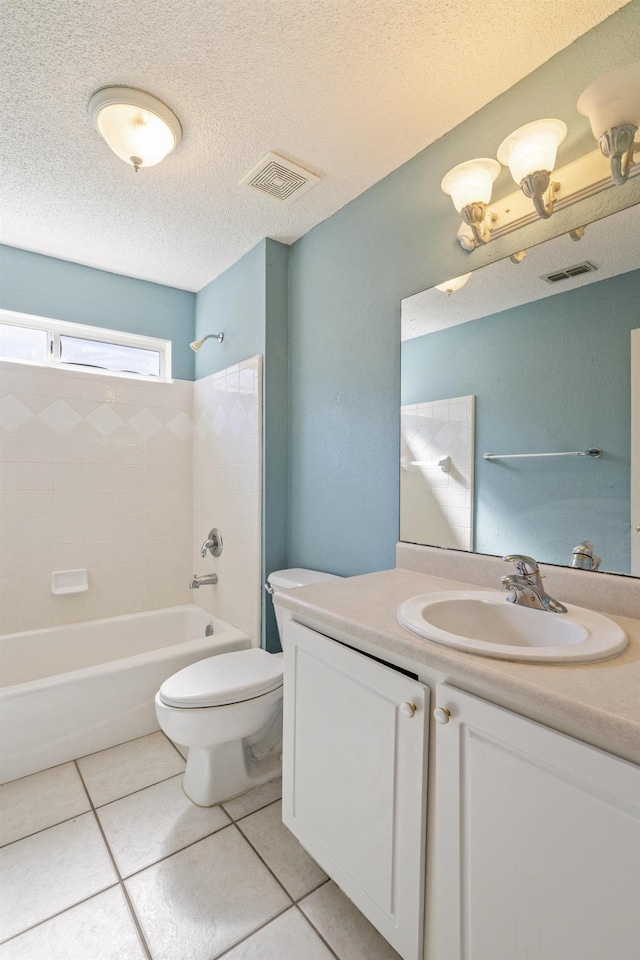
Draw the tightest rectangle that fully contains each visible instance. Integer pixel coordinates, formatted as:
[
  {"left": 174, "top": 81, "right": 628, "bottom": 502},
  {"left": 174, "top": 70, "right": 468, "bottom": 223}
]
[{"left": 158, "top": 648, "right": 283, "bottom": 708}]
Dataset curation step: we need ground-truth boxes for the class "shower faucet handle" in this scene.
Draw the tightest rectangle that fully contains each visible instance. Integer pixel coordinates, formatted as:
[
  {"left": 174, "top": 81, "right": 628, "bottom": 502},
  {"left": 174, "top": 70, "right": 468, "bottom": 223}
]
[{"left": 200, "top": 528, "right": 223, "bottom": 558}]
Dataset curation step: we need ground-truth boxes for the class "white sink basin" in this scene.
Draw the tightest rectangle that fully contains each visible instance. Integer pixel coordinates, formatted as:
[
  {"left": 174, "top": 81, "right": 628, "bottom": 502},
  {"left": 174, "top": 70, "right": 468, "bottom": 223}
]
[{"left": 397, "top": 590, "right": 627, "bottom": 663}]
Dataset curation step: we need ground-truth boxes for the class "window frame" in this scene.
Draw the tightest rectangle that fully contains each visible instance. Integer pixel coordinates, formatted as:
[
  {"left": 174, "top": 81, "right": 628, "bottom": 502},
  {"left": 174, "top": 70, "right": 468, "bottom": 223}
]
[{"left": 0, "top": 309, "right": 172, "bottom": 382}]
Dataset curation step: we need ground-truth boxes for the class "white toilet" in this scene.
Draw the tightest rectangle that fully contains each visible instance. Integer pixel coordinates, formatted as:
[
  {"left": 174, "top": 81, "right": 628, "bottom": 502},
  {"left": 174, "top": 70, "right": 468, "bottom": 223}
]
[{"left": 155, "top": 568, "right": 340, "bottom": 806}]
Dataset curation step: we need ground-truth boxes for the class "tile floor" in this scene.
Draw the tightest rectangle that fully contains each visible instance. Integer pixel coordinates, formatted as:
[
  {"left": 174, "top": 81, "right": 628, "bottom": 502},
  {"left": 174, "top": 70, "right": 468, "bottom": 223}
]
[{"left": 0, "top": 732, "right": 401, "bottom": 960}]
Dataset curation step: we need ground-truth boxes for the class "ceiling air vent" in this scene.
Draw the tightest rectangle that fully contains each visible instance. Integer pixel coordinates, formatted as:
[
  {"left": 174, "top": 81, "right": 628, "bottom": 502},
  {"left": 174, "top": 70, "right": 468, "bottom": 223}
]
[
  {"left": 239, "top": 152, "right": 320, "bottom": 205},
  {"left": 541, "top": 261, "right": 598, "bottom": 284}
]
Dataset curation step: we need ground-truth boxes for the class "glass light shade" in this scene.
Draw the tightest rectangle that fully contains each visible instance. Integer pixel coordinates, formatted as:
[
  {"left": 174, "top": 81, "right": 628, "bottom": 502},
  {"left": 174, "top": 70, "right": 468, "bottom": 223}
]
[
  {"left": 89, "top": 87, "right": 182, "bottom": 169},
  {"left": 435, "top": 273, "right": 471, "bottom": 294},
  {"left": 577, "top": 61, "right": 640, "bottom": 138},
  {"left": 497, "top": 119, "right": 567, "bottom": 185},
  {"left": 440, "top": 159, "right": 501, "bottom": 212}
]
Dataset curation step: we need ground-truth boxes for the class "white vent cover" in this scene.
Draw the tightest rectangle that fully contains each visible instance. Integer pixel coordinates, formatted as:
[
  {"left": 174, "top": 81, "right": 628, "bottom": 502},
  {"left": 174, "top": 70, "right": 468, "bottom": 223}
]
[
  {"left": 541, "top": 261, "right": 598, "bottom": 284},
  {"left": 239, "top": 152, "right": 320, "bottom": 204}
]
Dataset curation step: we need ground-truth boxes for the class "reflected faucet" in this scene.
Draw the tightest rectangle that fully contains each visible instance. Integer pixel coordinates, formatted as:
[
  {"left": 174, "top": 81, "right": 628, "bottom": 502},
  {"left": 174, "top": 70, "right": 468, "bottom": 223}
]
[
  {"left": 501, "top": 555, "right": 567, "bottom": 613},
  {"left": 189, "top": 573, "right": 219, "bottom": 589},
  {"left": 570, "top": 541, "right": 601, "bottom": 571}
]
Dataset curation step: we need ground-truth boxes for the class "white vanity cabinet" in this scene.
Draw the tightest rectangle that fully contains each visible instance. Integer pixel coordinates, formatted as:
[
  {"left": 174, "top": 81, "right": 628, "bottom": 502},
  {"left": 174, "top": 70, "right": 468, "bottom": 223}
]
[
  {"left": 282, "top": 620, "right": 430, "bottom": 960},
  {"left": 433, "top": 683, "right": 640, "bottom": 960}
]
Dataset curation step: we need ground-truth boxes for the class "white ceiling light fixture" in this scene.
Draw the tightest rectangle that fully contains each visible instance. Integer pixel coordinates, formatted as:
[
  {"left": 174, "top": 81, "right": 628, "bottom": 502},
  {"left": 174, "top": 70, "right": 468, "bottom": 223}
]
[
  {"left": 440, "top": 159, "right": 501, "bottom": 244},
  {"left": 435, "top": 273, "right": 472, "bottom": 295},
  {"left": 497, "top": 119, "right": 567, "bottom": 219},
  {"left": 88, "top": 86, "right": 182, "bottom": 172},
  {"left": 577, "top": 61, "right": 640, "bottom": 185}
]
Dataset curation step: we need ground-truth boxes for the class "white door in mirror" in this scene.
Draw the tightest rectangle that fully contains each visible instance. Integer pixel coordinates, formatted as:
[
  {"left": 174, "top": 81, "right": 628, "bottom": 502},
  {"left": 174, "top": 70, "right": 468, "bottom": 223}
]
[{"left": 397, "top": 590, "right": 627, "bottom": 663}]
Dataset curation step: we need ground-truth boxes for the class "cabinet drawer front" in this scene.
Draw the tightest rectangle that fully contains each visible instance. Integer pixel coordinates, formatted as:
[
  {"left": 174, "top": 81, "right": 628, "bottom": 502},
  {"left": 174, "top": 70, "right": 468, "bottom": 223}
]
[
  {"left": 283, "top": 620, "right": 429, "bottom": 960},
  {"left": 435, "top": 682, "right": 640, "bottom": 960}
]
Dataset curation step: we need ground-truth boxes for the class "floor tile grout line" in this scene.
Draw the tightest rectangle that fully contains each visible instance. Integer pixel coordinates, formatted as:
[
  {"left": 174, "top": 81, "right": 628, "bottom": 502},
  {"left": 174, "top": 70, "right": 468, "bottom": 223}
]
[
  {"left": 114, "top": 819, "right": 235, "bottom": 882},
  {"left": 1, "top": 731, "right": 169, "bottom": 789},
  {"left": 293, "top": 900, "right": 343, "bottom": 960},
  {"left": 74, "top": 760, "right": 154, "bottom": 960},
  {"left": 0, "top": 767, "right": 189, "bottom": 850},
  {"left": 232, "top": 820, "right": 306, "bottom": 906},
  {"left": 0, "top": 883, "right": 122, "bottom": 948},
  {"left": 0, "top": 804, "right": 93, "bottom": 849},
  {"left": 222, "top": 791, "right": 282, "bottom": 824},
  {"left": 208, "top": 903, "right": 295, "bottom": 960}
]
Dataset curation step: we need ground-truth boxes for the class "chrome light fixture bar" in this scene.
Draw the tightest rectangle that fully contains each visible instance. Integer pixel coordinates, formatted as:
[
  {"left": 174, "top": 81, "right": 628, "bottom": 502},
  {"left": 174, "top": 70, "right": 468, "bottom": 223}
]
[
  {"left": 442, "top": 61, "right": 640, "bottom": 251},
  {"left": 455, "top": 143, "right": 639, "bottom": 250}
]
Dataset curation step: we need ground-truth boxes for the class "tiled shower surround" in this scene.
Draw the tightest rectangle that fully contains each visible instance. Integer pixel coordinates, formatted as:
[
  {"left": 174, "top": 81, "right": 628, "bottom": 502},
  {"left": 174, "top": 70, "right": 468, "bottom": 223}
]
[
  {"left": 0, "top": 356, "right": 262, "bottom": 640},
  {"left": 400, "top": 395, "right": 474, "bottom": 551},
  {"left": 192, "top": 357, "right": 262, "bottom": 641}
]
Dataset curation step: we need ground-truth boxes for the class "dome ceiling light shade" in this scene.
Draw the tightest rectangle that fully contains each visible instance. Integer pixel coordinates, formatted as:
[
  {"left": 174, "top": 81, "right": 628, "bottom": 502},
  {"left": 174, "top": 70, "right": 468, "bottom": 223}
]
[
  {"left": 88, "top": 87, "right": 182, "bottom": 172},
  {"left": 497, "top": 118, "right": 567, "bottom": 219},
  {"left": 441, "top": 159, "right": 501, "bottom": 245},
  {"left": 577, "top": 61, "right": 640, "bottom": 185}
]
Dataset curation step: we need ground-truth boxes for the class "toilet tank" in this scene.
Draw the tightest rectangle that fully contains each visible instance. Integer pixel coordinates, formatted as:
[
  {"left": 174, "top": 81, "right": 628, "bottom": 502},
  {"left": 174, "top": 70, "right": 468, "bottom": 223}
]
[{"left": 267, "top": 568, "right": 342, "bottom": 643}]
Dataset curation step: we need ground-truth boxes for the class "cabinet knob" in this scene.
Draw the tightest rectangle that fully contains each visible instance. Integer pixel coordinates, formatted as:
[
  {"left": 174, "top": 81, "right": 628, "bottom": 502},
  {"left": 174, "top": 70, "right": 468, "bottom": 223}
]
[
  {"left": 434, "top": 707, "right": 451, "bottom": 724},
  {"left": 400, "top": 702, "right": 417, "bottom": 718}
]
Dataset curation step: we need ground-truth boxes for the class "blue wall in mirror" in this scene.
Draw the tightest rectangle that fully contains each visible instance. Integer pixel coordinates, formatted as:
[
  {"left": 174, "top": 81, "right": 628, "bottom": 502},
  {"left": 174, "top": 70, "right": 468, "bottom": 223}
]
[{"left": 401, "top": 268, "right": 640, "bottom": 574}]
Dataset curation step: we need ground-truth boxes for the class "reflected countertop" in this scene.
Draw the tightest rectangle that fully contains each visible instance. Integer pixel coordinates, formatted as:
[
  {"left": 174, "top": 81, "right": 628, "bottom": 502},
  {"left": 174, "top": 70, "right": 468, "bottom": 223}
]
[{"left": 274, "top": 567, "right": 640, "bottom": 766}]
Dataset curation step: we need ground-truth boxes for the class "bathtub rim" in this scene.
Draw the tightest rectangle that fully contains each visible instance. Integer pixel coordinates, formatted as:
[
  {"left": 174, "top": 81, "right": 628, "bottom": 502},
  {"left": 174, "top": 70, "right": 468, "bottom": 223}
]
[{"left": 0, "top": 604, "right": 254, "bottom": 699}]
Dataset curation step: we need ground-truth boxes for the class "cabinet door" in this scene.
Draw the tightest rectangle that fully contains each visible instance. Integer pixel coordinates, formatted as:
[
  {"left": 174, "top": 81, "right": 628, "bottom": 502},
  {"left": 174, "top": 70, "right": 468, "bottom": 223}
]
[
  {"left": 282, "top": 620, "right": 429, "bottom": 960},
  {"left": 434, "top": 682, "right": 640, "bottom": 960}
]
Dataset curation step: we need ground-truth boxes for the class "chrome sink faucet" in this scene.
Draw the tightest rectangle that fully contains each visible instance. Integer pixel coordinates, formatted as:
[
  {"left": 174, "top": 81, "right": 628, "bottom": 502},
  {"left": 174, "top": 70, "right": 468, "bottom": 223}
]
[
  {"left": 189, "top": 573, "right": 219, "bottom": 589},
  {"left": 570, "top": 541, "right": 601, "bottom": 571},
  {"left": 501, "top": 555, "right": 567, "bottom": 614}
]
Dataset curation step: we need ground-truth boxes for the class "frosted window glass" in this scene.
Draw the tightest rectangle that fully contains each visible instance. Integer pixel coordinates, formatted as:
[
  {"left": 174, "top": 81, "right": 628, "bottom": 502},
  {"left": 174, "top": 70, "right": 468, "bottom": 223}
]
[
  {"left": 59, "top": 336, "right": 160, "bottom": 377},
  {"left": 0, "top": 323, "right": 48, "bottom": 362}
]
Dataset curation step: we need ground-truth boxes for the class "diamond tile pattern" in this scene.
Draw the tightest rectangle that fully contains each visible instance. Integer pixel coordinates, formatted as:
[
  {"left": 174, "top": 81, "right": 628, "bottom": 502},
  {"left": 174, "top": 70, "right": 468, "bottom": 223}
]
[
  {"left": 0, "top": 394, "right": 33, "bottom": 432},
  {"left": 0, "top": 362, "right": 194, "bottom": 631},
  {"left": 37, "top": 399, "right": 82, "bottom": 435},
  {"left": 85, "top": 403, "right": 126, "bottom": 437},
  {"left": 127, "top": 408, "right": 163, "bottom": 439}
]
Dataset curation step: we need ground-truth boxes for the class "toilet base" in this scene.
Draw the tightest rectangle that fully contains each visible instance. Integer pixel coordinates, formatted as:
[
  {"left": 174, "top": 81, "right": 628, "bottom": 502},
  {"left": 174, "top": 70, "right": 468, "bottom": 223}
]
[{"left": 182, "top": 739, "right": 282, "bottom": 806}]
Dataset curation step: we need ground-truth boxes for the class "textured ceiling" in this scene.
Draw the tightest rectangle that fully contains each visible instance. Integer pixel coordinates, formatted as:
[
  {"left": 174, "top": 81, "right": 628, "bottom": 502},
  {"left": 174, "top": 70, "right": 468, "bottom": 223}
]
[{"left": 1, "top": 0, "right": 630, "bottom": 291}]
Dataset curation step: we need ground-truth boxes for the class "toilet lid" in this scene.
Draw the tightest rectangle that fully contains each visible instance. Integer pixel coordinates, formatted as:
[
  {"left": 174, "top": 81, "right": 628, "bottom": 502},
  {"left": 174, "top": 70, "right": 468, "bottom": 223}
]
[{"left": 158, "top": 648, "right": 283, "bottom": 708}]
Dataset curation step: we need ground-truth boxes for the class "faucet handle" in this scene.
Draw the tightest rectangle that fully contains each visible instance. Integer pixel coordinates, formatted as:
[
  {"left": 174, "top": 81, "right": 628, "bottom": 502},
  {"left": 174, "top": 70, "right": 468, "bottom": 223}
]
[{"left": 502, "top": 554, "right": 539, "bottom": 577}]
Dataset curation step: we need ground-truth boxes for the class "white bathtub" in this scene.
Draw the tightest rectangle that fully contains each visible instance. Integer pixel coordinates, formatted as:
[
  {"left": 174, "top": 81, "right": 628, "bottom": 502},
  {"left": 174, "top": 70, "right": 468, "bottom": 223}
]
[{"left": 0, "top": 605, "right": 251, "bottom": 784}]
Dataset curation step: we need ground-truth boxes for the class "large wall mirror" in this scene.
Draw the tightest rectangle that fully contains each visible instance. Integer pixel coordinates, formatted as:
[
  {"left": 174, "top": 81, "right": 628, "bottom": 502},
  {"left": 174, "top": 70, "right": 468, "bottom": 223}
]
[{"left": 400, "top": 203, "right": 640, "bottom": 577}]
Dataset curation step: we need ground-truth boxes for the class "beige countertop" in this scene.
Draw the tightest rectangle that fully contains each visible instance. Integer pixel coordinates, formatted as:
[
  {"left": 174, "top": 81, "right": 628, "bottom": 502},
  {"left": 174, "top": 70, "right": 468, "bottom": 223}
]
[{"left": 274, "top": 568, "right": 640, "bottom": 766}]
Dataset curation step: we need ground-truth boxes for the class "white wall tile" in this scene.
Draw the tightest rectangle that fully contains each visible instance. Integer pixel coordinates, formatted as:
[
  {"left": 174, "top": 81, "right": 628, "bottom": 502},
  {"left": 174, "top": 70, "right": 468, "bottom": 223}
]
[
  {"left": 2, "top": 359, "right": 263, "bottom": 636},
  {"left": 1, "top": 365, "right": 197, "bottom": 631}
]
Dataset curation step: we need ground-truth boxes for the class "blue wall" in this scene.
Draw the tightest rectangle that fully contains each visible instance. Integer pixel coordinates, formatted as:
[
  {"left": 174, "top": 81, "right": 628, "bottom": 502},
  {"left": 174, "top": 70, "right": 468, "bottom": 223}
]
[
  {"left": 0, "top": 245, "right": 196, "bottom": 381},
  {"left": 402, "top": 269, "right": 639, "bottom": 573},
  {"left": 194, "top": 240, "right": 267, "bottom": 379},
  {"left": 286, "top": 3, "right": 640, "bottom": 577}
]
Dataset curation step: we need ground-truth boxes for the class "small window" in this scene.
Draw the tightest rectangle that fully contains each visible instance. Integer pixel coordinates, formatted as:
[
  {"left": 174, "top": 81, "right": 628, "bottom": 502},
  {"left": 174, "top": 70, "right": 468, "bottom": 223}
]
[
  {"left": 0, "top": 310, "right": 171, "bottom": 381},
  {"left": 0, "top": 322, "right": 49, "bottom": 363},
  {"left": 59, "top": 335, "right": 161, "bottom": 377}
]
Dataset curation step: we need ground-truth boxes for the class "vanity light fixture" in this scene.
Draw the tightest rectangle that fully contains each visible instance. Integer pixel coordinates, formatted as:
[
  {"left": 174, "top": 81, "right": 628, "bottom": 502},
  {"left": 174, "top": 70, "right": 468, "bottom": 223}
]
[
  {"left": 190, "top": 333, "right": 224, "bottom": 351},
  {"left": 440, "top": 159, "right": 501, "bottom": 244},
  {"left": 497, "top": 119, "right": 567, "bottom": 219},
  {"left": 577, "top": 61, "right": 640, "bottom": 186},
  {"left": 435, "top": 272, "right": 471, "bottom": 294},
  {"left": 88, "top": 86, "right": 182, "bottom": 172}
]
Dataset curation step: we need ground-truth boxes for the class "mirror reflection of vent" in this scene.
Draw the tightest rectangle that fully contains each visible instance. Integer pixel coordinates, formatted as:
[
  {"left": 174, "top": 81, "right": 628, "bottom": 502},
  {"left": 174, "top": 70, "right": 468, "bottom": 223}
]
[
  {"left": 541, "top": 262, "right": 598, "bottom": 284},
  {"left": 239, "top": 152, "right": 320, "bottom": 205}
]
